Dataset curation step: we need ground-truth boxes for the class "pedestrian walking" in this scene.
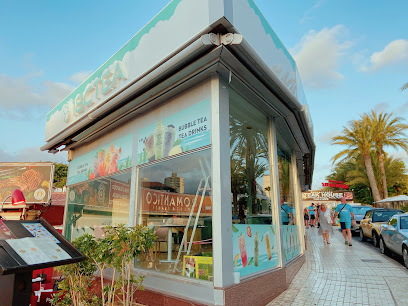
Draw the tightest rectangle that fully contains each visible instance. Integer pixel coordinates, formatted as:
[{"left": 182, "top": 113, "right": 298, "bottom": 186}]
[
  {"left": 334, "top": 197, "right": 355, "bottom": 246},
  {"left": 308, "top": 203, "right": 316, "bottom": 227},
  {"left": 303, "top": 207, "right": 309, "bottom": 228},
  {"left": 316, "top": 203, "right": 333, "bottom": 244},
  {"left": 280, "top": 199, "right": 293, "bottom": 225}
]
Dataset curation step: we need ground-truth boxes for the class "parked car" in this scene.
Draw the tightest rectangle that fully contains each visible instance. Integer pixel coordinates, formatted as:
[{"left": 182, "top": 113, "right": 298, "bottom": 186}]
[
  {"left": 360, "top": 209, "right": 404, "bottom": 247},
  {"left": 379, "top": 213, "right": 408, "bottom": 269},
  {"left": 350, "top": 204, "right": 372, "bottom": 233}
]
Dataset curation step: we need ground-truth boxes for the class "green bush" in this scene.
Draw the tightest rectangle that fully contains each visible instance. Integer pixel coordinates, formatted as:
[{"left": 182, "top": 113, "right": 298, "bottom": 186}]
[
  {"left": 401, "top": 204, "right": 408, "bottom": 212},
  {"left": 52, "top": 224, "right": 156, "bottom": 306}
]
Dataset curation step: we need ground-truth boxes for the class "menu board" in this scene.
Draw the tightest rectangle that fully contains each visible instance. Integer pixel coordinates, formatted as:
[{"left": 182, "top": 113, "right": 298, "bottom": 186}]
[
  {"left": 6, "top": 237, "right": 71, "bottom": 265},
  {"left": 0, "top": 219, "right": 85, "bottom": 276},
  {"left": 22, "top": 223, "right": 59, "bottom": 243},
  {"left": 0, "top": 220, "right": 16, "bottom": 240}
]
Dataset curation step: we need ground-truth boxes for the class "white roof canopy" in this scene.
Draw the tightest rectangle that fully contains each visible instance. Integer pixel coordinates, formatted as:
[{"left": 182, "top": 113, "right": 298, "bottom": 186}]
[{"left": 374, "top": 195, "right": 408, "bottom": 203}]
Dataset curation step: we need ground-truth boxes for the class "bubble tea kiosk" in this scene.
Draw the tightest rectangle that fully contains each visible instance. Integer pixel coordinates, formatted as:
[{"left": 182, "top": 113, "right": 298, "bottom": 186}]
[{"left": 41, "top": 0, "right": 315, "bottom": 305}]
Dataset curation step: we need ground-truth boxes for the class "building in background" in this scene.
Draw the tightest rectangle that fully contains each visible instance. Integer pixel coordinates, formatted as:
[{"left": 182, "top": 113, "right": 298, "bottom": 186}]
[
  {"left": 302, "top": 190, "right": 355, "bottom": 210},
  {"left": 164, "top": 172, "right": 184, "bottom": 193}
]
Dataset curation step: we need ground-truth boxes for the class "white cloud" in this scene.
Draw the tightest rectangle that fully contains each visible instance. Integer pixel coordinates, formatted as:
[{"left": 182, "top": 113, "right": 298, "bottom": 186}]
[
  {"left": 69, "top": 71, "right": 92, "bottom": 85},
  {"left": 361, "top": 39, "right": 408, "bottom": 72},
  {"left": 373, "top": 102, "right": 390, "bottom": 112},
  {"left": 300, "top": 0, "right": 324, "bottom": 24},
  {"left": 312, "top": 165, "right": 333, "bottom": 190},
  {"left": 0, "top": 146, "right": 67, "bottom": 163},
  {"left": 0, "top": 74, "right": 73, "bottom": 109},
  {"left": 317, "top": 130, "right": 339, "bottom": 143},
  {"left": 291, "top": 25, "right": 352, "bottom": 89},
  {"left": 389, "top": 151, "right": 408, "bottom": 165},
  {"left": 394, "top": 101, "right": 408, "bottom": 114}
]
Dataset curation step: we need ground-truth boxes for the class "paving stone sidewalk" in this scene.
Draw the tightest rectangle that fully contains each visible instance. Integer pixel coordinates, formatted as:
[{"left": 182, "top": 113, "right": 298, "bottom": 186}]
[{"left": 268, "top": 226, "right": 408, "bottom": 306}]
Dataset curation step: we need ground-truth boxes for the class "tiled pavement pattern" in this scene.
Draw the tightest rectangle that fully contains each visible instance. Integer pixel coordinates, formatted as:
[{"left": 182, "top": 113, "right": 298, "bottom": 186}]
[{"left": 268, "top": 226, "right": 408, "bottom": 306}]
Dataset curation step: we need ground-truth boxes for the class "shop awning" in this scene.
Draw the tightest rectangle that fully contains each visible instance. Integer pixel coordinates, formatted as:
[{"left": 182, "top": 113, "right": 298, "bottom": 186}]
[{"left": 374, "top": 195, "right": 408, "bottom": 203}]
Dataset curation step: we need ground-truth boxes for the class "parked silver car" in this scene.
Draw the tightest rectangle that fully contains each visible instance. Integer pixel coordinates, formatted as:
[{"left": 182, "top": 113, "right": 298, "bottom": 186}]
[
  {"left": 379, "top": 213, "right": 408, "bottom": 269},
  {"left": 350, "top": 204, "right": 372, "bottom": 233}
]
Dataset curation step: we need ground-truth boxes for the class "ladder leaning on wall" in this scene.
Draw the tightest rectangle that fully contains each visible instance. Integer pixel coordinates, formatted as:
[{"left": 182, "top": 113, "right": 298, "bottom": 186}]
[{"left": 172, "top": 157, "right": 211, "bottom": 273}]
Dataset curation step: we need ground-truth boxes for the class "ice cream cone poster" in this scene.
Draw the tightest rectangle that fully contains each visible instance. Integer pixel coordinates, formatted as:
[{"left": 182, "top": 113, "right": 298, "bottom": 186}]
[
  {"left": 137, "top": 99, "right": 210, "bottom": 165},
  {"left": 67, "top": 134, "right": 132, "bottom": 185},
  {"left": 282, "top": 225, "right": 300, "bottom": 261},
  {"left": 232, "top": 224, "right": 278, "bottom": 277}
]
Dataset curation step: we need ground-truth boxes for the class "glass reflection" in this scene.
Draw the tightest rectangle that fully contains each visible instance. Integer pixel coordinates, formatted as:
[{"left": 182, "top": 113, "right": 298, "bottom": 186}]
[
  {"left": 64, "top": 170, "right": 132, "bottom": 241},
  {"left": 277, "top": 146, "right": 300, "bottom": 262},
  {"left": 230, "top": 91, "right": 272, "bottom": 224},
  {"left": 136, "top": 149, "right": 213, "bottom": 281},
  {"left": 229, "top": 90, "right": 279, "bottom": 278}
]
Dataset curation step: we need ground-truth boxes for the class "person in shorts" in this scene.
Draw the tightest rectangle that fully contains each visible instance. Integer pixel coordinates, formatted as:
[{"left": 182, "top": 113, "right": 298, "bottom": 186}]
[
  {"left": 308, "top": 203, "right": 316, "bottom": 227},
  {"left": 334, "top": 197, "right": 355, "bottom": 246},
  {"left": 303, "top": 207, "right": 310, "bottom": 228}
]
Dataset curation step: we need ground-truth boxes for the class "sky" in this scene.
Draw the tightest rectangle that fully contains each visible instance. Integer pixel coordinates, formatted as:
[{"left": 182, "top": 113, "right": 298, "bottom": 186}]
[{"left": 1, "top": 0, "right": 408, "bottom": 190}]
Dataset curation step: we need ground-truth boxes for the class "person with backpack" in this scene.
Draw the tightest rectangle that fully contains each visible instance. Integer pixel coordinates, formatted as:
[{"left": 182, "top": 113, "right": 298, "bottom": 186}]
[{"left": 334, "top": 197, "right": 355, "bottom": 246}]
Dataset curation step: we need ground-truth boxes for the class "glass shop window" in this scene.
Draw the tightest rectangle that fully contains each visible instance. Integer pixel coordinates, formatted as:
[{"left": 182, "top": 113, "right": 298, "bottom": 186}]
[
  {"left": 64, "top": 170, "right": 132, "bottom": 241},
  {"left": 229, "top": 89, "right": 278, "bottom": 278},
  {"left": 277, "top": 146, "right": 300, "bottom": 262},
  {"left": 135, "top": 149, "right": 213, "bottom": 281}
]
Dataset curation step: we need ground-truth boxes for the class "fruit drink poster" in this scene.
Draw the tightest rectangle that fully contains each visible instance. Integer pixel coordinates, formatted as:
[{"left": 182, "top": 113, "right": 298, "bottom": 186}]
[
  {"left": 232, "top": 224, "right": 278, "bottom": 277},
  {"left": 282, "top": 225, "right": 300, "bottom": 262},
  {"left": 67, "top": 134, "right": 132, "bottom": 185},
  {"left": 137, "top": 99, "right": 211, "bottom": 165}
]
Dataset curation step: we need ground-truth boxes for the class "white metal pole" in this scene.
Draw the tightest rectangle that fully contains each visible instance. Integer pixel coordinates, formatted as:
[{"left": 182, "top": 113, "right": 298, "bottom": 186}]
[
  {"left": 128, "top": 166, "right": 138, "bottom": 227},
  {"left": 211, "top": 75, "right": 234, "bottom": 293},
  {"left": 269, "top": 118, "right": 284, "bottom": 267},
  {"left": 292, "top": 152, "right": 305, "bottom": 254}
]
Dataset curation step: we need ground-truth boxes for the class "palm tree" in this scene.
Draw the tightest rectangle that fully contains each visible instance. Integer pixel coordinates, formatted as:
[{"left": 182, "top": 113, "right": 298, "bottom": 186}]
[
  {"left": 366, "top": 111, "right": 408, "bottom": 198},
  {"left": 328, "top": 153, "right": 408, "bottom": 197},
  {"left": 230, "top": 115, "right": 269, "bottom": 214},
  {"left": 332, "top": 117, "right": 382, "bottom": 202},
  {"left": 231, "top": 157, "right": 246, "bottom": 215},
  {"left": 278, "top": 154, "right": 292, "bottom": 202},
  {"left": 383, "top": 155, "right": 408, "bottom": 193},
  {"left": 326, "top": 158, "right": 358, "bottom": 185}
]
